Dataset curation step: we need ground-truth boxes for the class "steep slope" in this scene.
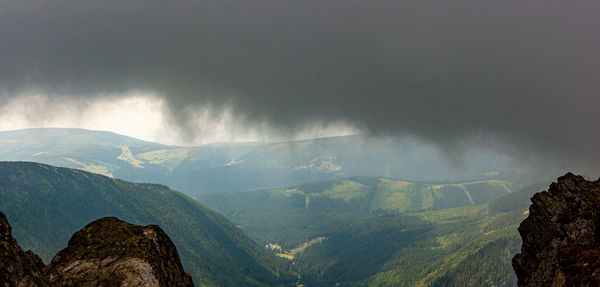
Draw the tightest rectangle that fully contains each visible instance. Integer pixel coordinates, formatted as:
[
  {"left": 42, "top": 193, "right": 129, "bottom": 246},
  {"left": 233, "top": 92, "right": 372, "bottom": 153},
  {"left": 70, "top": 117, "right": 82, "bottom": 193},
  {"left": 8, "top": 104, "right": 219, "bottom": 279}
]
[
  {"left": 0, "top": 128, "right": 531, "bottom": 195},
  {"left": 290, "top": 205, "right": 526, "bottom": 287},
  {"left": 0, "top": 211, "right": 47, "bottom": 286},
  {"left": 0, "top": 161, "right": 291, "bottom": 286},
  {"left": 513, "top": 173, "right": 600, "bottom": 286}
]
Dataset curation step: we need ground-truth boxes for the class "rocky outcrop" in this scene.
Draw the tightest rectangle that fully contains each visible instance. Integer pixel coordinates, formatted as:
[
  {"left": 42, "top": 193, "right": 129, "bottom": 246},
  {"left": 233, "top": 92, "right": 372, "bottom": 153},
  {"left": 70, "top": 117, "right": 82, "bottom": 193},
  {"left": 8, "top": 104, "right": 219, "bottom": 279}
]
[
  {"left": 0, "top": 213, "right": 193, "bottom": 287},
  {"left": 513, "top": 173, "right": 600, "bottom": 287},
  {"left": 0, "top": 211, "right": 47, "bottom": 287},
  {"left": 45, "top": 217, "right": 194, "bottom": 287}
]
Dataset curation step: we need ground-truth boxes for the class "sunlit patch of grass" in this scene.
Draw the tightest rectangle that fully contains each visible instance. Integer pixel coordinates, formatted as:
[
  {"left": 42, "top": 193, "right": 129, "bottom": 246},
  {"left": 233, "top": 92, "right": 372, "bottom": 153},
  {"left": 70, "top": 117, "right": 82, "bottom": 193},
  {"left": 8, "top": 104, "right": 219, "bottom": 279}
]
[
  {"left": 275, "top": 237, "right": 328, "bottom": 261},
  {"left": 321, "top": 181, "right": 369, "bottom": 201},
  {"left": 136, "top": 148, "right": 190, "bottom": 171},
  {"left": 116, "top": 146, "right": 145, "bottom": 168},
  {"left": 290, "top": 237, "right": 327, "bottom": 257},
  {"left": 63, "top": 157, "right": 114, "bottom": 178},
  {"left": 276, "top": 253, "right": 294, "bottom": 260},
  {"left": 415, "top": 205, "right": 487, "bottom": 224}
]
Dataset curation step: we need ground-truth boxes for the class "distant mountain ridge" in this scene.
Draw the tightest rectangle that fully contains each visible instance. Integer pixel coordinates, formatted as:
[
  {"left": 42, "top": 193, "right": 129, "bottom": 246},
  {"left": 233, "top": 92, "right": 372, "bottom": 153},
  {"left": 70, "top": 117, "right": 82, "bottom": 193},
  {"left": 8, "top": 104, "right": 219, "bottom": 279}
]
[
  {"left": 0, "top": 128, "right": 531, "bottom": 196},
  {"left": 199, "top": 176, "right": 521, "bottom": 246},
  {"left": 0, "top": 161, "right": 292, "bottom": 286}
]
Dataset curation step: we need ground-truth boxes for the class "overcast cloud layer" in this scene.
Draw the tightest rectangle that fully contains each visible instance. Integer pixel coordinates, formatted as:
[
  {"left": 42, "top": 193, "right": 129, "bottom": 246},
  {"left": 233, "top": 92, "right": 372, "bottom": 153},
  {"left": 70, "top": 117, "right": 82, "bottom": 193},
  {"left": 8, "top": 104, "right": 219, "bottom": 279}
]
[{"left": 1, "top": 0, "right": 599, "bottom": 173}]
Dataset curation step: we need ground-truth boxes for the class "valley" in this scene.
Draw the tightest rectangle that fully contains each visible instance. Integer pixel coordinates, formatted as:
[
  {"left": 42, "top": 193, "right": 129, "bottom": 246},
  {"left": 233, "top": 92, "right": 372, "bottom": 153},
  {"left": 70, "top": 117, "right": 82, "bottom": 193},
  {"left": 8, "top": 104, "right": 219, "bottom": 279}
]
[
  {"left": 0, "top": 129, "right": 548, "bottom": 286},
  {"left": 199, "top": 178, "right": 545, "bottom": 286},
  {"left": 0, "top": 162, "right": 293, "bottom": 286},
  {"left": 1, "top": 2, "right": 594, "bottom": 285}
]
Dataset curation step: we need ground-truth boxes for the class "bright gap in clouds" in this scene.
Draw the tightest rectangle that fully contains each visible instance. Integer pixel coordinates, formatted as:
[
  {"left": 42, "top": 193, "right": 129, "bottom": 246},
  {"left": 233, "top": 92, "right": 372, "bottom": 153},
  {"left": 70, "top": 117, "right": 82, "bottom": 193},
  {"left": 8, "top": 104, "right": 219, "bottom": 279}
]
[{"left": 0, "top": 94, "right": 359, "bottom": 146}]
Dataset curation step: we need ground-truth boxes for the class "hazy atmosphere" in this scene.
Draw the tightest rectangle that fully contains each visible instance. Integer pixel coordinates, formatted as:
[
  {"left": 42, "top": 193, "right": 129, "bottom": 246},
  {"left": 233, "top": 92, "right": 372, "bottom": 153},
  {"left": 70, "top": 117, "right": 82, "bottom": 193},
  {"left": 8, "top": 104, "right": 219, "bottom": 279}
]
[
  {"left": 1, "top": 2, "right": 599, "bottom": 286},
  {"left": 1, "top": 0, "right": 599, "bottom": 175}
]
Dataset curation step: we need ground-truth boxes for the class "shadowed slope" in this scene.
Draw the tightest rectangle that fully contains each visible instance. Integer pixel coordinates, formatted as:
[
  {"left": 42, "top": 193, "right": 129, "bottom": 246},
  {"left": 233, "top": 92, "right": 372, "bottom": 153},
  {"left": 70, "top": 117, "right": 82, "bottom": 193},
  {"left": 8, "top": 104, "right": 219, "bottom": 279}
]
[{"left": 0, "top": 161, "right": 291, "bottom": 286}]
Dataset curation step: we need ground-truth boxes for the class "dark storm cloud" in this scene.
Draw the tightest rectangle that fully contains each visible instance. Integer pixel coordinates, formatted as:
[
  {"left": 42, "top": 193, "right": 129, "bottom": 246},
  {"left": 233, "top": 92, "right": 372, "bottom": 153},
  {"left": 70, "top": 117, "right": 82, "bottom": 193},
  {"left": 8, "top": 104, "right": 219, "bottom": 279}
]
[{"left": 1, "top": 0, "right": 599, "bottom": 171}]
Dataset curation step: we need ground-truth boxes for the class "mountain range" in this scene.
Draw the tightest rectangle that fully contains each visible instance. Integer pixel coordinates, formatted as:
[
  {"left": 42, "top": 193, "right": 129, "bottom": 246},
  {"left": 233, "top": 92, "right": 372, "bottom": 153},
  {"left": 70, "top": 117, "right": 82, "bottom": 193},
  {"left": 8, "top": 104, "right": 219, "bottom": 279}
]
[
  {"left": 0, "top": 128, "right": 535, "bottom": 196},
  {"left": 0, "top": 128, "right": 551, "bottom": 286},
  {"left": 1, "top": 160, "right": 539, "bottom": 286}
]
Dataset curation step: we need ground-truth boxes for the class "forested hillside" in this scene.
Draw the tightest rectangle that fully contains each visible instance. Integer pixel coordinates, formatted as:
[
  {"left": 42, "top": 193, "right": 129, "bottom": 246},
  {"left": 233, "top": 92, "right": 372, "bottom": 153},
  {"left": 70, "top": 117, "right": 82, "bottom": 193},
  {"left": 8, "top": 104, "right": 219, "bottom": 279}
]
[
  {"left": 0, "top": 161, "right": 293, "bottom": 286},
  {"left": 199, "top": 177, "right": 519, "bottom": 247},
  {"left": 199, "top": 179, "right": 542, "bottom": 286},
  {"left": 0, "top": 161, "right": 544, "bottom": 286}
]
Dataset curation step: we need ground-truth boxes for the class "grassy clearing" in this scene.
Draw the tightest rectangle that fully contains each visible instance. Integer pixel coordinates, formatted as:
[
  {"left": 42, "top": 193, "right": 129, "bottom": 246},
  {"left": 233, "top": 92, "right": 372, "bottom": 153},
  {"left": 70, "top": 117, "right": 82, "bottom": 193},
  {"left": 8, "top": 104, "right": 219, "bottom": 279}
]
[
  {"left": 290, "top": 237, "right": 328, "bottom": 257},
  {"left": 136, "top": 148, "right": 190, "bottom": 171},
  {"left": 275, "top": 237, "right": 328, "bottom": 260},
  {"left": 321, "top": 181, "right": 369, "bottom": 201},
  {"left": 116, "top": 146, "right": 144, "bottom": 168},
  {"left": 63, "top": 157, "right": 114, "bottom": 177}
]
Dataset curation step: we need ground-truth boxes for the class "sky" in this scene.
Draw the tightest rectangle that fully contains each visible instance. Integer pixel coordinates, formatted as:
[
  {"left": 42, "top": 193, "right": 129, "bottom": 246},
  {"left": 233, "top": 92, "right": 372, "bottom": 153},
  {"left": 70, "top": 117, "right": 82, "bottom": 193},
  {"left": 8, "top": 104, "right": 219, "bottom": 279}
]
[
  {"left": 0, "top": 0, "right": 599, "bottom": 173},
  {"left": 0, "top": 93, "right": 358, "bottom": 145}
]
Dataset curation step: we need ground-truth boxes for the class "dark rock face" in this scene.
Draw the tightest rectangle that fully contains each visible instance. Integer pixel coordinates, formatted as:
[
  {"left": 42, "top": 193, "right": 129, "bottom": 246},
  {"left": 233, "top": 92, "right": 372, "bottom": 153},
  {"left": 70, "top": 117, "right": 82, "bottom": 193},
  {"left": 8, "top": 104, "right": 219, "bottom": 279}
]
[
  {"left": 513, "top": 173, "right": 600, "bottom": 287},
  {"left": 0, "top": 211, "right": 47, "bottom": 287},
  {"left": 0, "top": 213, "right": 193, "bottom": 287},
  {"left": 46, "top": 217, "right": 194, "bottom": 287}
]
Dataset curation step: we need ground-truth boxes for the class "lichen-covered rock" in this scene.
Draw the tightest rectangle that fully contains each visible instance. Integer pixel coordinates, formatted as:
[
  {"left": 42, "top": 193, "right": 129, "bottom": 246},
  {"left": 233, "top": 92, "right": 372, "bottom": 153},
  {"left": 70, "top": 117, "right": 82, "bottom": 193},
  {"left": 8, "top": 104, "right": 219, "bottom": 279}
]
[
  {"left": 0, "top": 212, "right": 193, "bottom": 287},
  {"left": 513, "top": 173, "right": 600, "bottom": 287},
  {"left": 45, "top": 217, "right": 194, "bottom": 287},
  {"left": 0, "top": 211, "right": 47, "bottom": 287}
]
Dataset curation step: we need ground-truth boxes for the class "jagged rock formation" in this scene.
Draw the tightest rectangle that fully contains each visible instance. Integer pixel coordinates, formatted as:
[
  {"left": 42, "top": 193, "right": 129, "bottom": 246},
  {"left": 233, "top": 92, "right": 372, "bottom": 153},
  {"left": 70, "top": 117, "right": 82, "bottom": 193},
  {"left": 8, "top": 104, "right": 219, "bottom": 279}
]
[
  {"left": 0, "top": 212, "right": 193, "bottom": 287},
  {"left": 513, "top": 173, "right": 600, "bottom": 287},
  {"left": 45, "top": 217, "right": 194, "bottom": 287},
  {"left": 0, "top": 211, "right": 47, "bottom": 287}
]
